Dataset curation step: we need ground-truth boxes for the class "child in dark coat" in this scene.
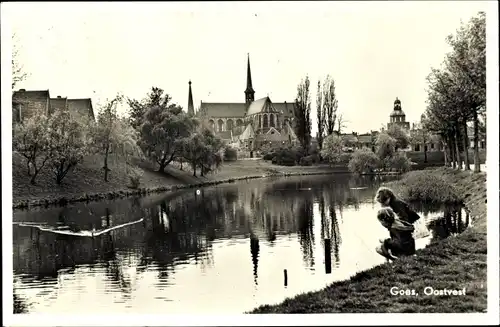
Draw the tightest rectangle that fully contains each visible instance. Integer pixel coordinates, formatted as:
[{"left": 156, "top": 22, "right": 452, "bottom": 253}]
[{"left": 376, "top": 207, "right": 416, "bottom": 260}]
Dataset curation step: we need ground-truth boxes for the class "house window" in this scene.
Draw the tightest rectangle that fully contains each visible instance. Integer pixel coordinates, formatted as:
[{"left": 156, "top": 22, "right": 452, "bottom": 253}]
[
  {"left": 415, "top": 144, "right": 420, "bottom": 152},
  {"left": 430, "top": 143, "right": 434, "bottom": 149}
]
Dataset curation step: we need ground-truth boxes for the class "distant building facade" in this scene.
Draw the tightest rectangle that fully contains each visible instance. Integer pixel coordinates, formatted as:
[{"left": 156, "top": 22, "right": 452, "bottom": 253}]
[
  {"left": 189, "top": 55, "right": 299, "bottom": 151},
  {"left": 12, "top": 89, "right": 95, "bottom": 123}
]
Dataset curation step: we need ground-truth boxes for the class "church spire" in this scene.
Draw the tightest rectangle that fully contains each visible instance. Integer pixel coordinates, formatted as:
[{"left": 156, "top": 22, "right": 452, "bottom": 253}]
[
  {"left": 188, "top": 80, "right": 194, "bottom": 116},
  {"left": 245, "top": 53, "right": 255, "bottom": 104}
]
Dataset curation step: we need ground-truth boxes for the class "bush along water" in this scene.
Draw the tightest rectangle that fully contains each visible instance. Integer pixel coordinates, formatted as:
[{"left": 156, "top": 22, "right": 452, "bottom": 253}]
[{"left": 383, "top": 169, "right": 461, "bottom": 204}]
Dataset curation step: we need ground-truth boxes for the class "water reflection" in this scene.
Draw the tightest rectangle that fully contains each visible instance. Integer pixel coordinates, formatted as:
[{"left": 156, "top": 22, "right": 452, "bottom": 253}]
[{"left": 12, "top": 174, "right": 470, "bottom": 314}]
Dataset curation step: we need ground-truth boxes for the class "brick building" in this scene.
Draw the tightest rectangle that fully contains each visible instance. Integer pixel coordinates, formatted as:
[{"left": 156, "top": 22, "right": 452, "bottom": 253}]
[{"left": 12, "top": 89, "right": 95, "bottom": 123}]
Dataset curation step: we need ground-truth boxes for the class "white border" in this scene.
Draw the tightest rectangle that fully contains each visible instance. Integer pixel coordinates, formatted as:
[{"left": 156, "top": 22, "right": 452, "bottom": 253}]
[{"left": 2, "top": 1, "right": 499, "bottom": 326}]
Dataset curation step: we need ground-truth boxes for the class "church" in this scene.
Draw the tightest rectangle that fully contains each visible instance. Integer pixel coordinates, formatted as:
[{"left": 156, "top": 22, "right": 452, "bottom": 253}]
[{"left": 187, "top": 55, "right": 299, "bottom": 151}]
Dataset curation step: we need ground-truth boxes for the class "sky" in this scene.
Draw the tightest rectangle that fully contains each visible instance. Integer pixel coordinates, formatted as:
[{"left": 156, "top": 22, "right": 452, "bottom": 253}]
[{"left": 5, "top": 1, "right": 489, "bottom": 134}]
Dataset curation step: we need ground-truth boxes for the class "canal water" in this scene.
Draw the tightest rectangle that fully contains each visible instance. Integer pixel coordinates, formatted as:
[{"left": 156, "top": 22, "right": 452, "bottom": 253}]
[{"left": 12, "top": 174, "right": 470, "bottom": 314}]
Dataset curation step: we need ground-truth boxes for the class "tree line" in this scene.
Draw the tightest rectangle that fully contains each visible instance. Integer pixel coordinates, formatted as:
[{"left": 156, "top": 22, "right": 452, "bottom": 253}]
[
  {"left": 424, "top": 12, "right": 486, "bottom": 172},
  {"left": 12, "top": 86, "right": 226, "bottom": 187}
]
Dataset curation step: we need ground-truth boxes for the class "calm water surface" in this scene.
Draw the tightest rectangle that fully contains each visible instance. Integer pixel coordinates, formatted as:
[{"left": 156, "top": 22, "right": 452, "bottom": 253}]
[{"left": 12, "top": 174, "right": 470, "bottom": 314}]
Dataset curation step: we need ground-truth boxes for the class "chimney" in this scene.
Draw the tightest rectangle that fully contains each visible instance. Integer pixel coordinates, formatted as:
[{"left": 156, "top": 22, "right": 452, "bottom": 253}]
[{"left": 19, "top": 89, "right": 26, "bottom": 92}]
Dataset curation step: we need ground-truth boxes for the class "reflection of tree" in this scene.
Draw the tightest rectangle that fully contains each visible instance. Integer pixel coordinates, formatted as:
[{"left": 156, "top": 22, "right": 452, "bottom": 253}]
[
  {"left": 13, "top": 291, "right": 29, "bottom": 314},
  {"left": 329, "top": 203, "right": 341, "bottom": 265},
  {"left": 250, "top": 232, "right": 260, "bottom": 285},
  {"left": 427, "top": 205, "right": 470, "bottom": 243},
  {"left": 319, "top": 195, "right": 341, "bottom": 268},
  {"left": 297, "top": 198, "right": 315, "bottom": 268},
  {"left": 100, "top": 232, "right": 133, "bottom": 298}
]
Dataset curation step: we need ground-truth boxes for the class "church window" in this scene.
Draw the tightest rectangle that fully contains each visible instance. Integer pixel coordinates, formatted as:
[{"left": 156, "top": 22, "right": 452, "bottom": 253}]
[
  {"left": 217, "top": 119, "right": 224, "bottom": 132},
  {"left": 236, "top": 119, "right": 243, "bottom": 126},
  {"left": 270, "top": 114, "right": 275, "bottom": 127},
  {"left": 263, "top": 115, "right": 268, "bottom": 128},
  {"left": 209, "top": 119, "right": 215, "bottom": 130},
  {"left": 227, "top": 119, "right": 234, "bottom": 131}
]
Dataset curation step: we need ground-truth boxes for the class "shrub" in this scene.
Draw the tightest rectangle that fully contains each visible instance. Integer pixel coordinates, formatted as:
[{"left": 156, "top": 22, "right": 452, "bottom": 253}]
[
  {"left": 348, "top": 148, "right": 380, "bottom": 174},
  {"left": 383, "top": 170, "right": 461, "bottom": 203},
  {"left": 271, "top": 147, "right": 298, "bottom": 166},
  {"left": 389, "top": 152, "right": 411, "bottom": 173},
  {"left": 224, "top": 146, "right": 238, "bottom": 161},
  {"left": 309, "top": 153, "right": 320, "bottom": 164},
  {"left": 263, "top": 152, "right": 274, "bottom": 160},
  {"left": 299, "top": 156, "right": 313, "bottom": 166},
  {"left": 127, "top": 166, "right": 144, "bottom": 189}
]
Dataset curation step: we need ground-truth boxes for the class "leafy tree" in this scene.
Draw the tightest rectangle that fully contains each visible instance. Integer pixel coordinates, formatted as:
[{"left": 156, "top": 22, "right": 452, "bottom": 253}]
[
  {"left": 316, "top": 80, "right": 326, "bottom": 152},
  {"left": 127, "top": 87, "right": 174, "bottom": 130},
  {"left": 199, "top": 129, "right": 224, "bottom": 176},
  {"left": 181, "top": 127, "right": 224, "bottom": 177},
  {"left": 320, "top": 133, "right": 344, "bottom": 164},
  {"left": 12, "top": 114, "right": 51, "bottom": 184},
  {"left": 294, "top": 76, "right": 312, "bottom": 156},
  {"left": 424, "top": 12, "right": 485, "bottom": 172},
  {"left": 348, "top": 148, "right": 380, "bottom": 174},
  {"left": 375, "top": 132, "right": 396, "bottom": 161},
  {"left": 445, "top": 12, "right": 485, "bottom": 172},
  {"left": 91, "top": 95, "right": 128, "bottom": 182},
  {"left": 410, "top": 114, "right": 433, "bottom": 163},
  {"left": 322, "top": 75, "right": 338, "bottom": 136},
  {"left": 47, "top": 108, "right": 89, "bottom": 184},
  {"left": 387, "top": 124, "right": 410, "bottom": 150},
  {"left": 138, "top": 95, "right": 197, "bottom": 172}
]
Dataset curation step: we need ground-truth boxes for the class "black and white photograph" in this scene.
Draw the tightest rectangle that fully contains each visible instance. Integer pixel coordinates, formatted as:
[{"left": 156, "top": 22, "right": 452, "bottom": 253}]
[{"left": 2, "top": 1, "right": 499, "bottom": 325}]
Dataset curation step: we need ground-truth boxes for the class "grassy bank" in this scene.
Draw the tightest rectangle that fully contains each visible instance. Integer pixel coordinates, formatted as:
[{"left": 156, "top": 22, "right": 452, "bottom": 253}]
[
  {"left": 12, "top": 154, "right": 350, "bottom": 209},
  {"left": 251, "top": 167, "right": 487, "bottom": 313}
]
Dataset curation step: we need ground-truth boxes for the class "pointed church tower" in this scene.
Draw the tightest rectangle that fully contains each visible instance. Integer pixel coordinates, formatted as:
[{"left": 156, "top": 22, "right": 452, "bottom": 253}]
[
  {"left": 245, "top": 54, "right": 255, "bottom": 104},
  {"left": 187, "top": 80, "right": 194, "bottom": 116}
]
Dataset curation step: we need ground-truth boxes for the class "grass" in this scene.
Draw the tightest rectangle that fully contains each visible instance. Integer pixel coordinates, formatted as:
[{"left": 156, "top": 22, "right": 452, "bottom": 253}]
[{"left": 251, "top": 167, "right": 487, "bottom": 313}]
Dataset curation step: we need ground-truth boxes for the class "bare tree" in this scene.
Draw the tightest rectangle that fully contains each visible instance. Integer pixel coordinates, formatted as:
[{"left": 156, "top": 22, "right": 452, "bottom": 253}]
[
  {"left": 12, "top": 33, "right": 28, "bottom": 90},
  {"left": 336, "top": 113, "right": 347, "bottom": 135}
]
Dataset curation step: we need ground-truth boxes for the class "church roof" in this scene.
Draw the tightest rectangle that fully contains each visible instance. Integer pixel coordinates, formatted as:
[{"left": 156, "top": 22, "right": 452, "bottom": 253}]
[
  {"left": 390, "top": 109, "right": 406, "bottom": 117},
  {"left": 281, "top": 122, "right": 298, "bottom": 141},
  {"left": 358, "top": 134, "right": 373, "bottom": 143},
  {"left": 272, "top": 102, "right": 295, "bottom": 117},
  {"left": 200, "top": 102, "right": 247, "bottom": 118},
  {"left": 67, "top": 98, "right": 95, "bottom": 120},
  {"left": 12, "top": 89, "right": 50, "bottom": 101},
  {"left": 246, "top": 97, "right": 269, "bottom": 116},
  {"left": 259, "top": 128, "right": 284, "bottom": 142},
  {"left": 50, "top": 97, "right": 68, "bottom": 114},
  {"left": 239, "top": 124, "right": 255, "bottom": 140}
]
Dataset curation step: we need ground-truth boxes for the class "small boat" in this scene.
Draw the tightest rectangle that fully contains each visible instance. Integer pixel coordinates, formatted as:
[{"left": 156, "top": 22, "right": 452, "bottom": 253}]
[{"left": 14, "top": 218, "right": 144, "bottom": 237}]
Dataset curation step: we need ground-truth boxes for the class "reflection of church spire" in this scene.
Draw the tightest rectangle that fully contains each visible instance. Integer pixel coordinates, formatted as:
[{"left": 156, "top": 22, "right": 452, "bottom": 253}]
[
  {"left": 245, "top": 53, "right": 255, "bottom": 104},
  {"left": 188, "top": 80, "right": 194, "bottom": 116},
  {"left": 250, "top": 233, "right": 260, "bottom": 285}
]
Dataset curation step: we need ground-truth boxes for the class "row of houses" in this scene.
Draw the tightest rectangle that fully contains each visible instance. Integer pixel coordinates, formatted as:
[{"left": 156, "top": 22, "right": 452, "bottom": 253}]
[{"left": 12, "top": 89, "right": 95, "bottom": 123}]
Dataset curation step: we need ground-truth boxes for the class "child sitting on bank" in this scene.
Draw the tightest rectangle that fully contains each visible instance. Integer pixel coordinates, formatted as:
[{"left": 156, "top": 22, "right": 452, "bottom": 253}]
[{"left": 376, "top": 207, "right": 416, "bottom": 260}]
